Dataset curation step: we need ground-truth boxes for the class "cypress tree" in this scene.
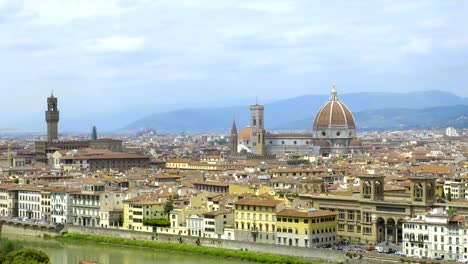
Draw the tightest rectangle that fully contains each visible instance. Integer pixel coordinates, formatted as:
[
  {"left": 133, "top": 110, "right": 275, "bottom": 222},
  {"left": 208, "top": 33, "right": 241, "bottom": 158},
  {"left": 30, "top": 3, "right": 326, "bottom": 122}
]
[{"left": 92, "top": 126, "right": 98, "bottom": 140}]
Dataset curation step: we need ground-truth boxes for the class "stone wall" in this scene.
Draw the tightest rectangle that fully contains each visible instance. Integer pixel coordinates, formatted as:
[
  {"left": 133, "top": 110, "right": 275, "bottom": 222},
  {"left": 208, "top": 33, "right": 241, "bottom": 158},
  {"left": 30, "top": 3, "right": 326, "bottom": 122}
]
[
  {"left": 65, "top": 225, "right": 345, "bottom": 263},
  {"left": 1, "top": 224, "right": 60, "bottom": 237},
  {"left": 68, "top": 225, "right": 455, "bottom": 264}
]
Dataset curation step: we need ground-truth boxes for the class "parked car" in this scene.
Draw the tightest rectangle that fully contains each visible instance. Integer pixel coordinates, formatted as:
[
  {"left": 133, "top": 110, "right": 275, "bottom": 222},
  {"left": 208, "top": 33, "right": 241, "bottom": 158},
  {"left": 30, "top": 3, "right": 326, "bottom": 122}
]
[{"left": 365, "top": 245, "right": 374, "bottom": 251}]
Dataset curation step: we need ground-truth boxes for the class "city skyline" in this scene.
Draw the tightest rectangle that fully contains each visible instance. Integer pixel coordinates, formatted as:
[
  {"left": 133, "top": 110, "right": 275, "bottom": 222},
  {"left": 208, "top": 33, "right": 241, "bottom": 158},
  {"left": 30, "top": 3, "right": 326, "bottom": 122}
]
[{"left": 0, "top": 0, "right": 467, "bottom": 132}]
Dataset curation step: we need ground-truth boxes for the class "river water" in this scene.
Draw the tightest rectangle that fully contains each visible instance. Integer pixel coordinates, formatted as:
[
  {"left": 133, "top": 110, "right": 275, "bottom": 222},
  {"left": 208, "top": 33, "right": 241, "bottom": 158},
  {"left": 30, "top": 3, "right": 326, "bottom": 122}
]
[{"left": 2, "top": 234, "right": 253, "bottom": 264}]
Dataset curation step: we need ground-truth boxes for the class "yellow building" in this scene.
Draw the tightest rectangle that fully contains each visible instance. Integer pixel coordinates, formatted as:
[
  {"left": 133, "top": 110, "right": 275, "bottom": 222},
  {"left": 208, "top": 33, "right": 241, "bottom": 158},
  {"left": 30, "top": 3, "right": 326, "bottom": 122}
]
[
  {"left": 0, "top": 185, "right": 17, "bottom": 217},
  {"left": 234, "top": 197, "right": 285, "bottom": 243},
  {"left": 300, "top": 174, "right": 442, "bottom": 244},
  {"left": 123, "top": 194, "right": 169, "bottom": 232},
  {"left": 276, "top": 208, "right": 337, "bottom": 247}
]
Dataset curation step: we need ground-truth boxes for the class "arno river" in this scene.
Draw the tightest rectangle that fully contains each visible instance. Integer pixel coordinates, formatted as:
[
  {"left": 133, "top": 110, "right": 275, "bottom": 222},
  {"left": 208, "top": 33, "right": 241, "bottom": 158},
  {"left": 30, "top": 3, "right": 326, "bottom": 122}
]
[{"left": 2, "top": 234, "right": 254, "bottom": 264}]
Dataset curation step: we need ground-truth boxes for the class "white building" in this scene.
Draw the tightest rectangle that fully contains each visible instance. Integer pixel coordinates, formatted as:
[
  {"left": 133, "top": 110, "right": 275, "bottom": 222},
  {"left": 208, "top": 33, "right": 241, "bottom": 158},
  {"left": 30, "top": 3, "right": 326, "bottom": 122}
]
[
  {"left": 446, "top": 127, "right": 459, "bottom": 137},
  {"left": 51, "top": 188, "right": 74, "bottom": 224},
  {"left": 402, "top": 208, "right": 468, "bottom": 261},
  {"left": 186, "top": 214, "right": 203, "bottom": 237},
  {"left": 443, "top": 178, "right": 468, "bottom": 201},
  {"left": 18, "top": 187, "right": 42, "bottom": 220},
  {"left": 71, "top": 181, "right": 104, "bottom": 227}
]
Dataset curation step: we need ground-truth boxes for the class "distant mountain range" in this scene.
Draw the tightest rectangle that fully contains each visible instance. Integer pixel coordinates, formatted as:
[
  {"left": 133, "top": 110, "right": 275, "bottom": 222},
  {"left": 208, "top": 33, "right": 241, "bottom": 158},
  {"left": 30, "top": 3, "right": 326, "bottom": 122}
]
[
  {"left": 281, "top": 105, "right": 468, "bottom": 131},
  {"left": 123, "top": 90, "right": 468, "bottom": 133}
]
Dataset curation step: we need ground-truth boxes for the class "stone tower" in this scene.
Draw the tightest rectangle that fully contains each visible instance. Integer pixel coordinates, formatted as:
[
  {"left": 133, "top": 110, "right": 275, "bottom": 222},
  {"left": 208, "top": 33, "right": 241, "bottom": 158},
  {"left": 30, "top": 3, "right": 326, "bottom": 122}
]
[
  {"left": 45, "top": 92, "right": 59, "bottom": 142},
  {"left": 250, "top": 103, "right": 264, "bottom": 130},
  {"left": 409, "top": 175, "right": 436, "bottom": 205},
  {"left": 255, "top": 129, "right": 265, "bottom": 156},
  {"left": 359, "top": 175, "right": 385, "bottom": 201},
  {"left": 250, "top": 100, "right": 264, "bottom": 154},
  {"left": 230, "top": 118, "right": 238, "bottom": 156}
]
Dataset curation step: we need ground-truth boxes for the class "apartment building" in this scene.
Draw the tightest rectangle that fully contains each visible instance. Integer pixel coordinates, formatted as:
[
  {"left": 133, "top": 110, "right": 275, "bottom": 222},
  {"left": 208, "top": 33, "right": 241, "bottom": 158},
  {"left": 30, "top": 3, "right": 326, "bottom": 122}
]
[{"left": 403, "top": 208, "right": 468, "bottom": 261}]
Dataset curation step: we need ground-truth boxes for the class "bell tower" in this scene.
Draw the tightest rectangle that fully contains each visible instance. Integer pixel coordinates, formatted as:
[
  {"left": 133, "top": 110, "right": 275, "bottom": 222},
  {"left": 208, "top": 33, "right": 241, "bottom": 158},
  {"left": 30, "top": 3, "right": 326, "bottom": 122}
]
[
  {"left": 230, "top": 118, "right": 238, "bottom": 156},
  {"left": 409, "top": 175, "right": 436, "bottom": 205},
  {"left": 45, "top": 92, "right": 59, "bottom": 142},
  {"left": 250, "top": 98, "right": 264, "bottom": 154},
  {"left": 250, "top": 103, "right": 264, "bottom": 130},
  {"left": 359, "top": 175, "right": 385, "bottom": 201},
  {"left": 256, "top": 129, "right": 265, "bottom": 156}
]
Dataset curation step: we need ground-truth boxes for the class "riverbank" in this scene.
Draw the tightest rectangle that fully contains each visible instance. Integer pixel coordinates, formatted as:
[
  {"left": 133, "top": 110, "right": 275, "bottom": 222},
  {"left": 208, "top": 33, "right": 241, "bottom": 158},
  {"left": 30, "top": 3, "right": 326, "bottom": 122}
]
[{"left": 58, "top": 233, "right": 326, "bottom": 264}]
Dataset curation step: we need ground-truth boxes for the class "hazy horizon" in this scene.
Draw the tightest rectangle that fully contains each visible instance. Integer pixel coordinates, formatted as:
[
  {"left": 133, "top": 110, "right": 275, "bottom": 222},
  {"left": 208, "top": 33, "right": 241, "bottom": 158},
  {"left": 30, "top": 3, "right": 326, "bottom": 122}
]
[{"left": 1, "top": 1, "right": 467, "bottom": 132}]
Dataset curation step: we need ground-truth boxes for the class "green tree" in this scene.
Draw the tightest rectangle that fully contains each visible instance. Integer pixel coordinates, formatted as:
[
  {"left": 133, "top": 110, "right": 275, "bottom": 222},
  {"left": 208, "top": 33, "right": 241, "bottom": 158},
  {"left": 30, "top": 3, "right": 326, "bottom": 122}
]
[
  {"left": 3, "top": 248, "right": 50, "bottom": 264},
  {"left": 143, "top": 218, "right": 171, "bottom": 227},
  {"left": 0, "top": 238, "right": 21, "bottom": 255},
  {"left": 448, "top": 207, "right": 458, "bottom": 215},
  {"left": 91, "top": 126, "right": 98, "bottom": 140},
  {"left": 164, "top": 199, "right": 174, "bottom": 220}
]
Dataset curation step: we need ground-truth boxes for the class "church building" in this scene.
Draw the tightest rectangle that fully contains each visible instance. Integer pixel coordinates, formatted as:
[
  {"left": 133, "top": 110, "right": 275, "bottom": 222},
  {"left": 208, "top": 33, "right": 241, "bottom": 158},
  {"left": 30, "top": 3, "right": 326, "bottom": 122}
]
[{"left": 231, "top": 85, "right": 363, "bottom": 156}]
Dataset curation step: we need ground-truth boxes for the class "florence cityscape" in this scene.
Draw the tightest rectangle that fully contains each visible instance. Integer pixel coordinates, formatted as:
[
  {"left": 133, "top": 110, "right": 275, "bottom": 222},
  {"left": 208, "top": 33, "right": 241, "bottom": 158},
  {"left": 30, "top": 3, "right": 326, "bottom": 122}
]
[{"left": 0, "top": 1, "right": 467, "bottom": 264}]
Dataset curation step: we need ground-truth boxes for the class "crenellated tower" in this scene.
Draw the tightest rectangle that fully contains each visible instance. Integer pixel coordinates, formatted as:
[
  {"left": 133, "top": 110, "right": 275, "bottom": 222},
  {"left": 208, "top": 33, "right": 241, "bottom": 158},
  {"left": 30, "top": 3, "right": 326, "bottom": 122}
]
[{"left": 45, "top": 92, "right": 59, "bottom": 142}]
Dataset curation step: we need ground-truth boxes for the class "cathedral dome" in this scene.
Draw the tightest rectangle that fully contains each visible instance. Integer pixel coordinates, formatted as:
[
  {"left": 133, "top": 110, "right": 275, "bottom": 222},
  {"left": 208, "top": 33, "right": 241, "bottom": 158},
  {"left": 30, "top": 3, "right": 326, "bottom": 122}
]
[
  {"left": 239, "top": 127, "right": 252, "bottom": 141},
  {"left": 313, "top": 85, "right": 355, "bottom": 130}
]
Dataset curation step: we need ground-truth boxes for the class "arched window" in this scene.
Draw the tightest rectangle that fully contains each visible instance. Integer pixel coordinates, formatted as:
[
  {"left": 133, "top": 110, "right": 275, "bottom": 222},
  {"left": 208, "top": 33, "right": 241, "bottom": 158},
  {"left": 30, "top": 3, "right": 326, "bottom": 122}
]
[
  {"left": 363, "top": 181, "right": 372, "bottom": 195},
  {"left": 375, "top": 180, "right": 383, "bottom": 195},
  {"left": 414, "top": 183, "right": 423, "bottom": 198}
]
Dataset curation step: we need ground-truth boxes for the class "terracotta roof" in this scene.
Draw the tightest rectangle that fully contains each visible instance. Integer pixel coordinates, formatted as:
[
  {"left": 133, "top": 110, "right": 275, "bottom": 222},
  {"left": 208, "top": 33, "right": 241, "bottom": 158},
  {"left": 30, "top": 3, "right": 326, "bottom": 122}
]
[
  {"left": 67, "top": 152, "right": 148, "bottom": 160},
  {"left": 203, "top": 209, "right": 232, "bottom": 216},
  {"left": 192, "top": 181, "right": 229, "bottom": 187},
  {"left": 239, "top": 127, "right": 252, "bottom": 141},
  {"left": 277, "top": 209, "right": 336, "bottom": 218},
  {"left": 409, "top": 164, "right": 455, "bottom": 175},
  {"left": 265, "top": 133, "right": 313, "bottom": 139},
  {"left": 349, "top": 139, "right": 363, "bottom": 147},
  {"left": 314, "top": 139, "right": 330, "bottom": 147}
]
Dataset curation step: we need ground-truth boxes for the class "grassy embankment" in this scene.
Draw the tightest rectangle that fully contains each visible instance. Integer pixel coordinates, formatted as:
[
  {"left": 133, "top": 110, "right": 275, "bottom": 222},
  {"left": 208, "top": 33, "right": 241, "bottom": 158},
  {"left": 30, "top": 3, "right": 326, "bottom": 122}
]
[{"left": 58, "top": 233, "right": 327, "bottom": 264}]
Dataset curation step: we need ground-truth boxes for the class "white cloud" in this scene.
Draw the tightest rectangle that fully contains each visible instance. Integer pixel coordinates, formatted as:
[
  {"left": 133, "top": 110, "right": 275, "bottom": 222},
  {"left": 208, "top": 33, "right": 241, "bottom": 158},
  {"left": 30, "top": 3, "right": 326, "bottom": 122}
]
[
  {"left": 401, "top": 38, "right": 432, "bottom": 55},
  {"left": 84, "top": 36, "right": 146, "bottom": 52},
  {"left": 419, "top": 18, "right": 444, "bottom": 29},
  {"left": 282, "top": 26, "right": 330, "bottom": 43},
  {"left": 13, "top": 0, "right": 124, "bottom": 25},
  {"left": 240, "top": 1, "right": 295, "bottom": 14}
]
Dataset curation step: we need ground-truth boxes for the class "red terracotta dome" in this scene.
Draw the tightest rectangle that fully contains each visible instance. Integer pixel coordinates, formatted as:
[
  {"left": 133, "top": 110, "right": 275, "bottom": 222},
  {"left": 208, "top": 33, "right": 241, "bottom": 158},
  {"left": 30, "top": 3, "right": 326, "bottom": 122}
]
[
  {"left": 313, "top": 86, "right": 355, "bottom": 129},
  {"left": 239, "top": 127, "right": 252, "bottom": 140}
]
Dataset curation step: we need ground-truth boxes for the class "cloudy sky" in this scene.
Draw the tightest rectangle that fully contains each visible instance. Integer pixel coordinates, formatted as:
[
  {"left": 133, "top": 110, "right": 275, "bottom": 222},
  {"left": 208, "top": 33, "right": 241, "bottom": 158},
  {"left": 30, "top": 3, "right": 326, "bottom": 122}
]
[{"left": 0, "top": 0, "right": 467, "bottom": 131}]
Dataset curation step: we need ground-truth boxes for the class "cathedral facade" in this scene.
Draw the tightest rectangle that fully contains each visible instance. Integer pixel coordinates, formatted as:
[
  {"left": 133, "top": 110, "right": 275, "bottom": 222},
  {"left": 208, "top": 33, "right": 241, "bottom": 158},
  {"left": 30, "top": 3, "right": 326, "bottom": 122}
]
[{"left": 231, "top": 85, "right": 363, "bottom": 156}]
